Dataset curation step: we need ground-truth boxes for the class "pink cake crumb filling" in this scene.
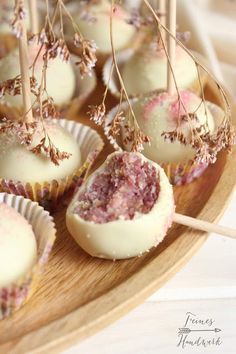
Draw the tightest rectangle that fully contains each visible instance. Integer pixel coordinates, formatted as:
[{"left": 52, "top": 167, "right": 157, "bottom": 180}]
[{"left": 74, "top": 153, "right": 160, "bottom": 224}]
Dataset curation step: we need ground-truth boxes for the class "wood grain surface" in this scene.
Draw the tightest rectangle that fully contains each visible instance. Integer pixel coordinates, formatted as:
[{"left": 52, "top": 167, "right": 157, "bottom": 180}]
[{"left": 0, "top": 81, "right": 235, "bottom": 354}]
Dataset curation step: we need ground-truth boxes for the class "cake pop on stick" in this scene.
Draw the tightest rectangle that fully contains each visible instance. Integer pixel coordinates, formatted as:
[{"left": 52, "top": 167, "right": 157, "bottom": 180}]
[
  {"left": 159, "top": 0, "right": 166, "bottom": 42},
  {"left": 173, "top": 213, "right": 236, "bottom": 240},
  {"left": 106, "top": 0, "right": 201, "bottom": 97},
  {"left": 66, "top": 151, "right": 236, "bottom": 260},
  {"left": 102, "top": 0, "right": 234, "bottom": 187},
  {"left": 28, "top": 0, "right": 39, "bottom": 34},
  {"left": 0, "top": 0, "right": 104, "bottom": 207}
]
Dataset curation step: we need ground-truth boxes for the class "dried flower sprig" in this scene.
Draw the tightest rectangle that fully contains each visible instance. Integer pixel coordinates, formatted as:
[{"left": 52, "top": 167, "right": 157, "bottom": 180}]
[
  {"left": 0, "top": 117, "right": 37, "bottom": 146},
  {"left": 11, "top": 0, "right": 26, "bottom": 38},
  {"left": 107, "top": 0, "right": 149, "bottom": 153},
  {"left": 73, "top": 34, "right": 97, "bottom": 77},
  {"left": 0, "top": 77, "right": 22, "bottom": 98},
  {"left": 142, "top": 0, "right": 235, "bottom": 165},
  {"left": 99, "top": 0, "right": 235, "bottom": 164},
  {"left": 31, "top": 132, "right": 71, "bottom": 166},
  {"left": 88, "top": 103, "right": 106, "bottom": 126}
]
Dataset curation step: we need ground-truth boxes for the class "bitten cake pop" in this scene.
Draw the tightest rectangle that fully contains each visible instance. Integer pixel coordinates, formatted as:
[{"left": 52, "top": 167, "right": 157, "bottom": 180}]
[
  {"left": 67, "top": 151, "right": 236, "bottom": 260},
  {"left": 66, "top": 151, "right": 175, "bottom": 259},
  {"left": 65, "top": 0, "right": 136, "bottom": 56},
  {"left": 0, "top": 202, "right": 37, "bottom": 287}
]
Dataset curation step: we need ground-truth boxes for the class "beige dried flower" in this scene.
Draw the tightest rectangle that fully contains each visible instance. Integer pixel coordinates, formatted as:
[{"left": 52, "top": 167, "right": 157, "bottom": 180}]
[{"left": 88, "top": 103, "right": 106, "bottom": 125}]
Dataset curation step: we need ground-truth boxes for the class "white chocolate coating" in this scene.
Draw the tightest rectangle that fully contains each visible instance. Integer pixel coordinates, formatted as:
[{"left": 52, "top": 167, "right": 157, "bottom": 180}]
[
  {"left": 66, "top": 152, "right": 174, "bottom": 260},
  {"left": 122, "top": 91, "right": 215, "bottom": 163},
  {"left": 0, "top": 120, "right": 81, "bottom": 183},
  {"left": 122, "top": 45, "right": 198, "bottom": 95},
  {"left": 0, "top": 203, "right": 37, "bottom": 287},
  {"left": 0, "top": 44, "right": 76, "bottom": 107},
  {"left": 66, "top": 0, "right": 136, "bottom": 54}
]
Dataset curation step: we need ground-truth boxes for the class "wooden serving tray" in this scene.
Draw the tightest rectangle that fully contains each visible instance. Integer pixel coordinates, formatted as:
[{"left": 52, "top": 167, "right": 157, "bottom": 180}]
[{"left": 1, "top": 82, "right": 236, "bottom": 354}]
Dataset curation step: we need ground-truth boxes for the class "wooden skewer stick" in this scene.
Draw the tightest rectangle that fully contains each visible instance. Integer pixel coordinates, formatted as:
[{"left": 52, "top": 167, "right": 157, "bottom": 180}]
[
  {"left": 159, "top": 0, "right": 166, "bottom": 27},
  {"left": 173, "top": 213, "right": 236, "bottom": 240},
  {"left": 17, "top": 0, "right": 33, "bottom": 122},
  {"left": 28, "top": 0, "right": 39, "bottom": 34},
  {"left": 159, "top": 0, "right": 166, "bottom": 43},
  {"left": 167, "top": 0, "right": 176, "bottom": 95}
]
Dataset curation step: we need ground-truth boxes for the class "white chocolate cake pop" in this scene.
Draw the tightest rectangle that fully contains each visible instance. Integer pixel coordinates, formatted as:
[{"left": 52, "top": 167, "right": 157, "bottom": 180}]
[
  {"left": 0, "top": 43, "right": 76, "bottom": 107},
  {"left": 65, "top": 0, "right": 136, "bottom": 55},
  {"left": 0, "top": 120, "right": 81, "bottom": 183},
  {"left": 66, "top": 151, "right": 174, "bottom": 259},
  {"left": 0, "top": 202, "right": 37, "bottom": 287},
  {"left": 122, "top": 91, "right": 215, "bottom": 164},
  {"left": 121, "top": 43, "right": 199, "bottom": 95}
]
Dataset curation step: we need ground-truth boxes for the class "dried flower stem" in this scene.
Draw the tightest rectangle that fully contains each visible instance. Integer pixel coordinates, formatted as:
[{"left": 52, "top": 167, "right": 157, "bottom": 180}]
[
  {"left": 159, "top": 0, "right": 166, "bottom": 42},
  {"left": 110, "top": 0, "right": 139, "bottom": 133},
  {"left": 57, "top": 0, "right": 83, "bottom": 37}
]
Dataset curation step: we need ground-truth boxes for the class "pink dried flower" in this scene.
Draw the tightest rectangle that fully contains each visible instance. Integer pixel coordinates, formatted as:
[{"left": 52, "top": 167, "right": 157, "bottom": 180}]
[
  {"left": 11, "top": 0, "right": 27, "bottom": 38},
  {"left": 74, "top": 34, "right": 97, "bottom": 77}
]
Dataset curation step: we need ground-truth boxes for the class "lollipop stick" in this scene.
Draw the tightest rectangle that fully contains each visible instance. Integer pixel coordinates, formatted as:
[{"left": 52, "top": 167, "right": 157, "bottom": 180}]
[
  {"left": 17, "top": 0, "right": 33, "bottom": 122},
  {"left": 167, "top": 0, "right": 176, "bottom": 95},
  {"left": 28, "top": 0, "right": 39, "bottom": 34},
  {"left": 174, "top": 213, "right": 236, "bottom": 239},
  {"left": 159, "top": 0, "right": 166, "bottom": 42},
  {"left": 159, "top": 0, "right": 166, "bottom": 27}
]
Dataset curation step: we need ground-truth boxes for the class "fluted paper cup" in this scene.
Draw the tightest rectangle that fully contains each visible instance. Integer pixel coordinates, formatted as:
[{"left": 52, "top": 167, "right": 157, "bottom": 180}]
[
  {"left": 0, "top": 193, "right": 56, "bottom": 319},
  {"left": 0, "top": 119, "right": 104, "bottom": 209}
]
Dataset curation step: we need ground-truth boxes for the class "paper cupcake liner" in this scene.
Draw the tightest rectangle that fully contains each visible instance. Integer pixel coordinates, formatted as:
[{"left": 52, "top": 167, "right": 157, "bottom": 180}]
[
  {"left": 102, "top": 49, "right": 209, "bottom": 99},
  {"left": 0, "top": 54, "right": 97, "bottom": 120},
  {"left": 0, "top": 119, "right": 104, "bottom": 210},
  {"left": 0, "top": 193, "right": 56, "bottom": 319},
  {"left": 105, "top": 99, "right": 224, "bottom": 185}
]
